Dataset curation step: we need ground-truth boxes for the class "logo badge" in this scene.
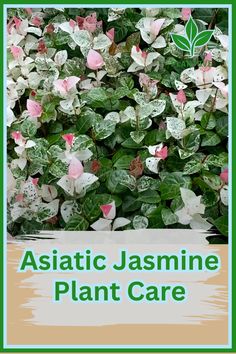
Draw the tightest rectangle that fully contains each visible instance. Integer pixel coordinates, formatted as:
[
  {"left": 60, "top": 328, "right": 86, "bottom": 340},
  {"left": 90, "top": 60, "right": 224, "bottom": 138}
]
[{"left": 171, "top": 16, "right": 214, "bottom": 57}]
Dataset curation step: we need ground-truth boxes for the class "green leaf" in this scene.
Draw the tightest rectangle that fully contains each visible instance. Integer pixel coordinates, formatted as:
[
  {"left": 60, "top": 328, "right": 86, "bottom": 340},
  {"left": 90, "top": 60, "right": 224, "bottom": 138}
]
[
  {"left": 161, "top": 208, "right": 178, "bottom": 225},
  {"left": 82, "top": 194, "right": 113, "bottom": 222},
  {"left": 171, "top": 34, "right": 190, "bottom": 52},
  {"left": 65, "top": 214, "right": 89, "bottom": 231},
  {"left": 137, "top": 190, "right": 161, "bottom": 204},
  {"left": 107, "top": 170, "right": 134, "bottom": 193},
  {"left": 201, "top": 113, "right": 216, "bottom": 130},
  {"left": 113, "top": 155, "right": 134, "bottom": 169},
  {"left": 213, "top": 215, "right": 228, "bottom": 237},
  {"left": 76, "top": 108, "right": 99, "bottom": 134},
  {"left": 159, "top": 172, "right": 191, "bottom": 200},
  {"left": 147, "top": 206, "right": 165, "bottom": 228},
  {"left": 202, "top": 190, "right": 219, "bottom": 207},
  {"left": 215, "top": 115, "right": 228, "bottom": 137},
  {"left": 193, "top": 30, "right": 214, "bottom": 47},
  {"left": 186, "top": 16, "right": 198, "bottom": 42},
  {"left": 41, "top": 102, "right": 57, "bottom": 123},
  {"left": 201, "top": 132, "right": 221, "bottom": 146},
  {"left": 121, "top": 137, "right": 143, "bottom": 149},
  {"left": 122, "top": 195, "right": 142, "bottom": 213}
]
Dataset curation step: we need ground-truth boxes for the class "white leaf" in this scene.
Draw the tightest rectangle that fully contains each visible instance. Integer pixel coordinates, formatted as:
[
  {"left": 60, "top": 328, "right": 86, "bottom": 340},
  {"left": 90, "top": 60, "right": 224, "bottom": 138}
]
[
  {"left": 196, "top": 89, "right": 213, "bottom": 105},
  {"left": 59, "top": 22, "right": 73, "bottom": 34},
  {"left": 7, "top": 107, "right": 16, "bottom": 127},
  {"left": 150, "top": 99, "right": 166, "bottom": 116},
  {"left": 93, "top": 34, "right": 112, "bottom": 50},
  {"left": 38, "top": 199, "right": 59, "bottom": 222},
  {"left": 175, "top": 207, "right": 192, "bottom": 225},
  {"left": 41, "top": 184, "right": 58, "bottom": 202},
  {"left": 220, "top": 185, "right": 228, "bottom": 206},
  {"left": 146, "top": 52, "right": 160, "bottom": 66},
  {"left": 25, "top": 140, "right": 36, "bottom": 148},
  {"left": 27, "top": 27, "right": 42, "bottom": 36},
  {"left": 60, "top": 98, "right": 74, "bottom": 110},
  {"left": 180, "top": 188, "right": 205, "bottom": 215},
  {"left": 27, "top": 72, "right": 41, "bottom": 89},
  {"left": 175, "top": 80, "right": 187, "bottom": 90},
  {"left": 90, "top": 218, "right": 112, "bottom": 231},
  {"left": 120, "top": 106, "right": 136, "bottom": 123},
  {"left": 148, "top": 143, "right": 163, "bottom": 156},
  {"left": 61, "top": 200, "right": 80, "bottom": 223},
  {"left": 127, "top": 62, "right": 143, "bottom": 73},
  {"left": 75, "top": 149, "right": 93, "bottom": 161},
  {"left": 112, "top": 217, "right": 131, "bottom": 231},
  {"left": 22, "top": 181, "right": 38, "bottom": 201},
  {"left": 180, "top": 67, "right": 195, "bottom": 83},
  {"left": 213, "top": 65, "right": 228, "bottom": 82},
  {"left": 74, "top": 173, "right": 98, "bottom": 195},
  {"left": 152, "top": 35, "right": 166, "bottom": 48},
  {"left": 130, "top": 131, "right": 146, "bottom": 144},
  {"left": 190, "top": 214, "right": 212, "bottom": 230},
  {"left": 54, "top": 50, "right": 68, "bottom": 66},
  {"left": 57, "top": 175, "right": 74, "bottom": 196},
  {"left": 146, "top": 157, "right": 161, "bottom": 173},
  {"left": 7, "top": 167, "right": 16, "bottom": 192}
]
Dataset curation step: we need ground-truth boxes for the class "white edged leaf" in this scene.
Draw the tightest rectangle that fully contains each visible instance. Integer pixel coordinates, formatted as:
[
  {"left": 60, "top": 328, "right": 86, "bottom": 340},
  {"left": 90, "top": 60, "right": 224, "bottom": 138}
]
[
  {"left": 54, "top": 50, "right": 68, "bottom": 66},
  {"left": 166, "top": 117, "right": 186, "bottom": 139}
]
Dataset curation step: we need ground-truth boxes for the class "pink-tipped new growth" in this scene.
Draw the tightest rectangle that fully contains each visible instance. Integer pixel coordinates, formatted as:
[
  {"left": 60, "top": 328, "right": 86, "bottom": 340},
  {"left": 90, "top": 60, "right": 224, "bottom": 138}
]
[
  {"left": 62, "top": 133, "right": 75, "bottom": 147},
  {"left": 176, "top": 89, "right": 187, "bottom": 104}
]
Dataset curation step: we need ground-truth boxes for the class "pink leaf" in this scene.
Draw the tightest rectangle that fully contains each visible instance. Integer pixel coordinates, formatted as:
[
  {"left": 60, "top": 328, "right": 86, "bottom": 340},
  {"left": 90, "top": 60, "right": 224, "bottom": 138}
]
[
  {"left": 27, "top": 99, "right": 43, "bottom": 118},
  {"left": 100, "top": 204, "right": 112, "bottom": 217},
  {"left": 176, "top": 89, "right": 187, "bottom": 104},
  {"left": 155, "top": 146, "right": 168, "bottom": 160},
  {"left": 86, "top": 49, "right": 104, "bottom": 70},
  {"left": 69, "top": 19, "right": 76, "bottom": 29},
  {"left": 10, "top": 45, "right": 24, "bottom": 60},
  {"left": 54, "top": 76, "right": 79, "bottom": 95},
  {"left": 68, "top": 157, "right": 84, "bottom": 179},
  {"left": 181, "top": 8, "right": 191, "bottom": 21},
  {"left": 13, "top": 16, "right": 22, "bottom": 29},
  {"left": 106, "top": 28, "right": 115, "bottom": 41},
  {"left": 31, "top": 16, "right": 42, "bottom": 27},
  {"left": 150, "top": 18, "right": 165, "bottom": 37},
  {"left": 31, "top": 178, "right": 39, "bottom": 186},
  {"left": 62, "top": 133, "right": 75, "bottom": 146},
  {"left": 220, "top": 168, "right": 228, "bottom": 184},
  {"left": 100, "top": 201, "right": 116, "bottom": 220},
  {"left": 11, "top": 131, "right": 24, "bottom": 143}
]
